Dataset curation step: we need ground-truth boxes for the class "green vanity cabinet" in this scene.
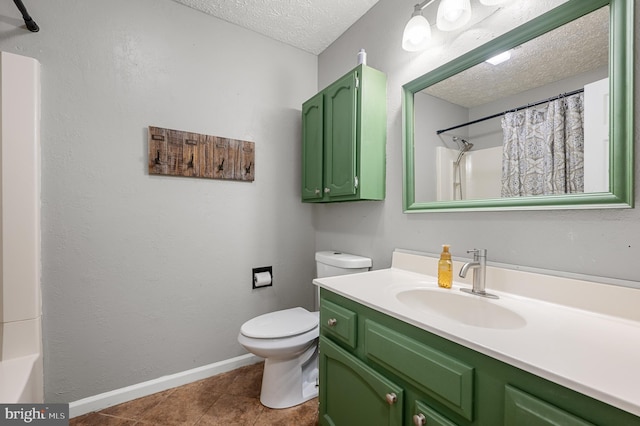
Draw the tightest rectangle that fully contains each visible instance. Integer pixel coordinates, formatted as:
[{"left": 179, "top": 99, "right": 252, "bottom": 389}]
[
  {"left": 319, "top": 289, "right": 640, "bottom": 426},
  {"left": 301, "top": 64, "right": 387, "bottom": 203}
]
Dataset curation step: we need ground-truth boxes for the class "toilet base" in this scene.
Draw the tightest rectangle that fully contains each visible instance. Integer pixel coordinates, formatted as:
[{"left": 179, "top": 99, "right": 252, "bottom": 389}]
[{"left": 259, "top": 343, "right": 319, "bottom": 409}]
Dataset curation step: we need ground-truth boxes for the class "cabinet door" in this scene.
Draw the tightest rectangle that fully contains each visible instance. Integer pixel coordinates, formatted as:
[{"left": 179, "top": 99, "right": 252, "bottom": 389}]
[
  {"left": 301, "top": 92, "right": 324, "bottom": 200},
  {"left": 319, "top": 336, "right": 403, "bottom": 426},
  {"left": 504, "top": 385, "right": 595, "bottom": 426},
  {"left": 324, "top": 71, "right": 358, "bottom": 198},
  {"left": 364, "top": 320, "right": 474, "bottom": 420}
]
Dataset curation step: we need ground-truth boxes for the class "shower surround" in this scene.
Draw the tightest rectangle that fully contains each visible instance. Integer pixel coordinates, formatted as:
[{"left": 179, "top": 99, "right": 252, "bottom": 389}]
[{"left": 0, "top": 51, "right": 43, "bottom": 403}]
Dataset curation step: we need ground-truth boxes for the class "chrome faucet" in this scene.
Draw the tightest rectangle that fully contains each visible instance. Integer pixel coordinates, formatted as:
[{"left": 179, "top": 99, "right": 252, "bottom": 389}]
[{"left": 459, "top": 249, "right": 498, "bottom": 299}]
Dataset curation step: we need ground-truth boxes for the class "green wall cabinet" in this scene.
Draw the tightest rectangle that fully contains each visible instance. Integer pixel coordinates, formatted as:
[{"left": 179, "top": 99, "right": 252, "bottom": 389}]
[
  {"left": 302, "top": 65, "right": 387, "bottom": 203},
  {"left": 319, "top": 289, "right": 640, "bottom": 426}
]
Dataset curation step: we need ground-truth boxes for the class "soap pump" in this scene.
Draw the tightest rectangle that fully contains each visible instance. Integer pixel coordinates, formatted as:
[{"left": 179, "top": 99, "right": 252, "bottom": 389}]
[{"left": 438, "top": 245, "right": 453, "bottom": 289}]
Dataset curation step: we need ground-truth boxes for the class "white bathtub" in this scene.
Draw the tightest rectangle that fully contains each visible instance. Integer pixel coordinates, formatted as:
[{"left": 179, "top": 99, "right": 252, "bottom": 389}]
[{"left": 0, "top": 354, "right": 43, "bottom": 403}]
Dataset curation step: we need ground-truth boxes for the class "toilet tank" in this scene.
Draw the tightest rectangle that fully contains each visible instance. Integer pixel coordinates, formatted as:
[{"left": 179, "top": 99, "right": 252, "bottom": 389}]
[{"left": 315, "top": 251, "right": 372, "bottom": 278}]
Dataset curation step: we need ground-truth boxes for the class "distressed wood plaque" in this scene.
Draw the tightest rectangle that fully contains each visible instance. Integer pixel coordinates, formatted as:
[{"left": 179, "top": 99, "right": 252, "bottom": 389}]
[{"left": 148, "top": 126, "right": 255, "bottom": 182}]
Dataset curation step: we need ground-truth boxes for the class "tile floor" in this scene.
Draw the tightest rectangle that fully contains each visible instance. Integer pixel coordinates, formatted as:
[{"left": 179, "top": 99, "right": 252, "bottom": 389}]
[{"left": 69, "top": 362, "right": 319, "bottom": 425}]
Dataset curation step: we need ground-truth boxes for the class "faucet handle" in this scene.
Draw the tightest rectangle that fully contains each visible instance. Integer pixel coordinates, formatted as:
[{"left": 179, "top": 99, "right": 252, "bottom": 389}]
[{"left": 467, "top": 248, "right": 487, "bottom": 259}]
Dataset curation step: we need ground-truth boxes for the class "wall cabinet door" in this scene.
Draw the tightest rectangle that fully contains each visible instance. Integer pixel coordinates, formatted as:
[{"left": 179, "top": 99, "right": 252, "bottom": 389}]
[
  {"left": 301, "top": 92, "right": 324, "bottom": 200},
  {"left": 319, "top": 336, "right": 403, "bottom": 426},
  {"left": 324, "top": 71, "right": 358, "bottom": 198}
]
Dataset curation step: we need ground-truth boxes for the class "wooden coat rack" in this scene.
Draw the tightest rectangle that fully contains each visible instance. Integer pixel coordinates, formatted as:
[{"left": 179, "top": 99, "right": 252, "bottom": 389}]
[{"left": 148, "top": 126, "right": 255, "bottom": 182}]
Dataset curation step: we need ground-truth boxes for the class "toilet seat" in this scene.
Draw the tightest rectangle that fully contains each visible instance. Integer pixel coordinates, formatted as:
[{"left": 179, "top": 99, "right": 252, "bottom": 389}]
[{"left": 240, "top": 307, "right": 318, "bottom": 339}]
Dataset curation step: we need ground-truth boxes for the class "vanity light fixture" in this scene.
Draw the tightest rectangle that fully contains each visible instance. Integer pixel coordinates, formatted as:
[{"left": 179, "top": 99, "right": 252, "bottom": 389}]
[
  {"left": 403, "top": 0, "right": 513, "bottom": 52},
  {"left": 436, "top": 0, "right": 472, "bottom": 31},
  {"left": 485, "top": 50, "right": 511, "bottom": 65},
  {"left": 402, "top": 0, "right": 436, "bottom": 52}
]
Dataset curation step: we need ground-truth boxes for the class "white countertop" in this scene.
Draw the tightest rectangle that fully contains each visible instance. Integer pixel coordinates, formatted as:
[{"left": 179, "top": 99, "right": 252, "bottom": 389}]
[{"left": 314, "top": 261, "right": 640, "bottom": 417}]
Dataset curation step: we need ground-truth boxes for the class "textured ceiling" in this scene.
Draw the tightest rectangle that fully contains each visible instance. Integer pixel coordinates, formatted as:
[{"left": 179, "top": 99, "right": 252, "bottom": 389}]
[
  {"left": 424, "top": 6, "right": 609, "bottom": 108},
  {"left": 170, "top": 0, "right": 380, "bottom": 55}
]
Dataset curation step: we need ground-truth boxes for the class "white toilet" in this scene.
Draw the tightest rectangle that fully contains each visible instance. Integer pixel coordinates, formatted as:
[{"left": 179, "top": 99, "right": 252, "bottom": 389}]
[{"left": 237, "top": 251, "right": 372, "bottom": 409}]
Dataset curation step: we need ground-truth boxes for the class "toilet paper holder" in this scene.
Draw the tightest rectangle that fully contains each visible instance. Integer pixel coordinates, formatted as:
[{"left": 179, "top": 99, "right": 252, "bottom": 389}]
[{"left": 252, "top": 266, "right": 273, "bottom": 289}]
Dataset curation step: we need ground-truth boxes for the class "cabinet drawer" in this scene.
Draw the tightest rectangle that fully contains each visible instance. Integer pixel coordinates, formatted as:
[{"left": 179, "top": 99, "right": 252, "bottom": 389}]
[
  {"left": 504, "top": 385, "right": 595, "bottom": 426},
  {"left": 364, "top": 320, "right": 474, "bottom": 420},
  {"left": 320, "top": 299, "right": 357, "bottom": 348},
  {"left": 414, "top": 400, "right": 459, "bottom": 426}
]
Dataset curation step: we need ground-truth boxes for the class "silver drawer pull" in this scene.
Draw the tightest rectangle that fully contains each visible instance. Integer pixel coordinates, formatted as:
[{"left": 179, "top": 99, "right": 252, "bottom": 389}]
[
  {"left": 413, "top": 413, "right": 426, "bottom": 425},
  {"left": 385, "top": 393, "right": 397, "bottom": 405},
  {"left": 327, "top": 318, "right": 337, "bottom": 327}
]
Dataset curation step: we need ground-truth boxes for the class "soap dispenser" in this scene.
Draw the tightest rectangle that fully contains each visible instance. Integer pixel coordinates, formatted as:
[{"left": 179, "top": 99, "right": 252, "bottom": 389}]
[{"left": 438, "top": 245, "right": 453, "bottom": 289}]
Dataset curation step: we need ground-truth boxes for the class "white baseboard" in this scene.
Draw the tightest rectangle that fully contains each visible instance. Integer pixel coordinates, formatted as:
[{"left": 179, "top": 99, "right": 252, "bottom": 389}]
[{"left": 69, "top": 353, "right": 262, "bottom": 418}]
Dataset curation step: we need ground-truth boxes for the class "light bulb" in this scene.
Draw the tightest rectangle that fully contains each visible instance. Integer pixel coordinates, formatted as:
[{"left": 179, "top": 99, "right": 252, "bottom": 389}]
[
  {"left": 437, "top": 0, "right": 471, "bottom": 31},
  {"left": 443, "top": 6, "right": 462, "bottom": 22},
  {"left": 402, "top": 14, "right": 431, "bottom": 52},
  {"left": 485, "top": 50, "right": 511, "bottom": 65},
  {"left": 479, "top": 0, "right": 509, "bottom": 5}
]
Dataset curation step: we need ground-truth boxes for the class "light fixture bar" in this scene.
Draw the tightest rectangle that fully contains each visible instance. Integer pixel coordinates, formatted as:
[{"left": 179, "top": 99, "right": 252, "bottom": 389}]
[{"left": 414, "top": 0, "right": 438, "bottom": 12}]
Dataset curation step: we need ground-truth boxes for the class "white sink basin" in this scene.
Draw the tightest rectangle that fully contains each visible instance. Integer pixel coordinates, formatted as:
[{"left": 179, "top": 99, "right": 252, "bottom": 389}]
[{"left": 396, "top": 288, "right": 526, "bottom": 329}]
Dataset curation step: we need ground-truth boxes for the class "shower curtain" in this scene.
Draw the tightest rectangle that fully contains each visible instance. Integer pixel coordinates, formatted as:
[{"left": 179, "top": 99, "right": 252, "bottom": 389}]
[{"left": 501, "top": 93, "right": 584, "bottom": 197}]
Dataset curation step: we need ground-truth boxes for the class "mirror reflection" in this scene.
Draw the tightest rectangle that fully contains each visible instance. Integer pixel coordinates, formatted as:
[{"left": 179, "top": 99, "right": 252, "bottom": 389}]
[{"left": 413, "top": 6, "right": 609, "bottom": 203}]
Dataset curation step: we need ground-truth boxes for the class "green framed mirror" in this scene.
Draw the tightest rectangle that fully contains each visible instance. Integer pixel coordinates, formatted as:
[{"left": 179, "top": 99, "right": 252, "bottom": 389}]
[{"left": 402, "top": 0, "right": 633, "bottom": 212}]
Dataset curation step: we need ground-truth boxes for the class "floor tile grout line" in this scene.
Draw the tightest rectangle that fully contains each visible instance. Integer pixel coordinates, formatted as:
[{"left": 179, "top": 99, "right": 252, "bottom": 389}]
[
  {"left": 96, "top": 412, "right": 139, "bottom": 422},
  {"left": 190, "top": 391, "right": 224, "bottom": 426}
]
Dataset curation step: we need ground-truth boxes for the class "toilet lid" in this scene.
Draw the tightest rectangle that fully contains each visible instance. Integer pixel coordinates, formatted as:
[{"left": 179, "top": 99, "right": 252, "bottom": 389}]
[{"left": 241, "top": 307, "right": 318, "bottom": 339}]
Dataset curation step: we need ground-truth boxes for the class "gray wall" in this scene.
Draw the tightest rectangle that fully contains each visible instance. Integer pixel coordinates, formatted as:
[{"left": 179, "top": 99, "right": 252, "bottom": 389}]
[
  {"left": 0, "top": 0, "right": 317, "bottom": 402},
  {"left": 316, "top": 0, "right": 639, "bottom": 281}
]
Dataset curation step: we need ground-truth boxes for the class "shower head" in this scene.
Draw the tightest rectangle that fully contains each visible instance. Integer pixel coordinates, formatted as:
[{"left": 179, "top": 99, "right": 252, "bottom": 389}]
[
  {"left": 453, "top": 137, "right": 473, "bottom": 166},
  {"left": 453, "top": 136, "right": 474, "bottom": 152}
]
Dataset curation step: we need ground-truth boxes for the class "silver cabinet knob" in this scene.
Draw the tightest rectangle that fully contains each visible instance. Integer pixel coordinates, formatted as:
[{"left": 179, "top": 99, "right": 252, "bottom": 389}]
[
  {"left": 327, "top": 318, "right": 337, "bottom": 327},
  {"left": 413, "top": 413, "right": 426, "bottom": 425},
  {"left": 385, "top": 393, "right": 397, "bottom": 405},
  {"left": 324, "top": 187, "right": 330, "bottom": 193},
  {"left": 314, "top": 188, "right": 321, "bottom": 195}
]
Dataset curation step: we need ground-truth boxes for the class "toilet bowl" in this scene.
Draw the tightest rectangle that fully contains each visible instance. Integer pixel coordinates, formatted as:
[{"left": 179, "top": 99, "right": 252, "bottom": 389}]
[
  {"left": 238, "top": 251, "right": 372, "bottom": 409},
  {"left": 238, "top": 307, "right": 320, "bottom": 409}
]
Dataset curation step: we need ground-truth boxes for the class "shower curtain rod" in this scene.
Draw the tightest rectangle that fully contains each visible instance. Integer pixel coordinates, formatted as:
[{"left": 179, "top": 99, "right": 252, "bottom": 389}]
[
  {"left": 13, "top": 0, "right": 39, "bottom": 32},
  {"left": 436, "top": 88, "right": 584, "bottom": 135}
]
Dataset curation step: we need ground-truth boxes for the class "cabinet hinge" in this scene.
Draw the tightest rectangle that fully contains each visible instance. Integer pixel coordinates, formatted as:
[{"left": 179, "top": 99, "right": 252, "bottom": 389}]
[
  {"left": 354, "top": 176, "right": 359, "bottom": 189},
  {"left": 355, "top": 75, "right": 360, "bottom": 89}
]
